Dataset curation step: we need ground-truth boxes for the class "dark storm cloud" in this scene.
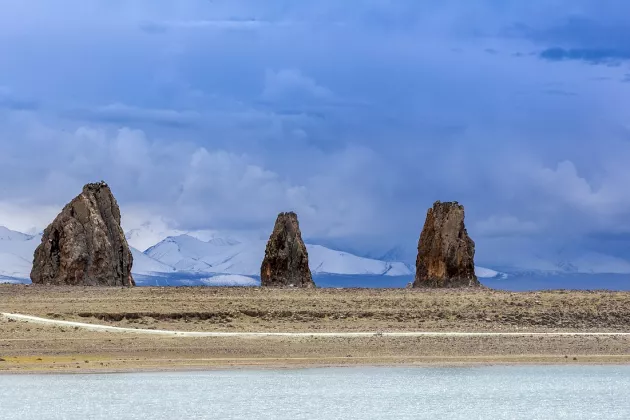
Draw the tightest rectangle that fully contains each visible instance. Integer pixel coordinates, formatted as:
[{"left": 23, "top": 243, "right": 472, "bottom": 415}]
[{"left": 0, "top": 1, "right": 630, "bottom": 269}]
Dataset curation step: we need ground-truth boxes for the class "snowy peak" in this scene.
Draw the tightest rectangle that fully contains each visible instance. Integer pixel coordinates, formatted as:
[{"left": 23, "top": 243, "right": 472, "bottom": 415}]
[
  {"left": 206, "top": 237, "right": 242, "bottom": 246},
  {"left": 145, "top": 234, "right": 413, "bottom": 277},
  {"left": 125, "top": 224, "right": 185, "bottom": 252},
  {"left": 130, "top": 247, "right": 176, "bottom": 275},
  {"left": 475, "top": 266, "right": 507, "bottom": 279},
  {"left": 0, "top": 226, "right": 34, "bottom": 241},
  {"left": 1, "top": 225, "right": 501, "bottom": 284},
  {"left": 145, "top": 235, "right": 264, "bottom": 275},
  {"left": 0, "top": 225, "right": 175, "bottom": 282},
  {"left": 124, "top": 221, "right": 259, "bottom": 252},
  {"left": 0, "top": 228, "right": 41, "bottom": 281},
  {"left": 306, "top": 245, "right": 412, "bottom": 276}
]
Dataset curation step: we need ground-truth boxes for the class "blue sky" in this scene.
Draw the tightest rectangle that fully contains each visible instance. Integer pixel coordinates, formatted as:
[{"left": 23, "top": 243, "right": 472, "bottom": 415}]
[{"left": 1, "top": 1, "right": 630, "bottom": 268}]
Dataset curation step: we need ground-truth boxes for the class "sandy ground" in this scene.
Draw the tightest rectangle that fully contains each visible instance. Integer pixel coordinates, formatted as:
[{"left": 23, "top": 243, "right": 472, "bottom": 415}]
[{"left": 1, "top": 285, "right": 630, "bottom": 373}]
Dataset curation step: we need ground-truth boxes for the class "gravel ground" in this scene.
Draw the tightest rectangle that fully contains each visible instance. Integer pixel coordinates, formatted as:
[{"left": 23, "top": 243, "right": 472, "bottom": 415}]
[{"left": 1, "top": 285, "right": 629, "bottom": 373}]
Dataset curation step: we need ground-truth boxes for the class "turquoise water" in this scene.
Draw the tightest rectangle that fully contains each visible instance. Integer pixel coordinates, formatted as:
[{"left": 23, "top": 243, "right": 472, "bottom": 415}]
[{"left": 2, "top": 366, "right": 629, "bottom": 419}]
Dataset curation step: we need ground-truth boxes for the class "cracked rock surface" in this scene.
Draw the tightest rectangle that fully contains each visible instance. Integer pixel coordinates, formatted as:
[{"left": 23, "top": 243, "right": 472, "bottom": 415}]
[
  {"left": 261, "top": 212, "right": 315, "bottom": 288},
  {"left": 30, "top": 181, "right": 134, "bottom": 286},
  {"left": 413, "top": 201, "right": 479, "bottom": 288}
]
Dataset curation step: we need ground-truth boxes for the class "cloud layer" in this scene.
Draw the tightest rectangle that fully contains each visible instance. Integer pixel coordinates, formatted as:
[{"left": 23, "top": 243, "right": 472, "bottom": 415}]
[{"left": 1, "top": 1, "right": 630, "bottom": 267}]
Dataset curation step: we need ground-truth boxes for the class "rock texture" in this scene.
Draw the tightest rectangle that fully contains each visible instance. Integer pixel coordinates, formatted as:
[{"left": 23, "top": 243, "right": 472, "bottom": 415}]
[
  {"left": 413, "top": 201, "right": 479, "bottom": 288},
  {"left": 30, "top": 182, "right": 134, "bottom": 286},
  {"left": 260, "top": 212, "right": 315, "bottom": 288}
]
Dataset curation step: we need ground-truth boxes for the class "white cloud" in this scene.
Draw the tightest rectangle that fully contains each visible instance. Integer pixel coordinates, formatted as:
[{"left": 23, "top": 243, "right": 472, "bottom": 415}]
[
  {"left": 0, "top": 202, "right": 59, "bottom": 234},
  {"left": 536, "top": 161, "right": 596, "bottom": 205},
  {"left": 175, "top": 147, "right": 314, "bottom": 229},
  {"left": 474, "top": 215, "right": 540, "bottom": 237},
  {"left": 4, "top": 0, "right": 630, "bottom": 269},
  {"left": 0, "top": 118, "right": 340, "bottom": 237},
  {"left": 0, "top": 112, "right": 402, "bottom": 244},
  {"left": 262, "top": 69, "right": 335, "bottom": 103},
  {"left": 532, "top": 160, "right": 630, "bottom": 223}
]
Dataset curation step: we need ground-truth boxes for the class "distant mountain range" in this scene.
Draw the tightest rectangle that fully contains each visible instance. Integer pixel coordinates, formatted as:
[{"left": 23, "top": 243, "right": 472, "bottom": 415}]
[
  {"left": 0, "top": 226, "right": 178, "bottom": 283},
  {"left": 144, "top": 234, "right": 412, "bottom": 277},
  {"left": 3, "top": 223, "right": 630, "bottom": 290},
  {"left": 0, "top": 224, "right": 503, "bottom": 286}
]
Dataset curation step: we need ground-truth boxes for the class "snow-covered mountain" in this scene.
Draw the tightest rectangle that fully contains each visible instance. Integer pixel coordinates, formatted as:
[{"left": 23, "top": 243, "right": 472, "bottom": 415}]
[
  {"left": 125, "top": 224, "right": 185, "bottom": 252},
  {"left": 145, "top": 234, "right": 413, "bottom": 277},
  {"left": 474, "top": 266, "right": 507, "bottom": 279},
  {"left": 125, "top": 222, "right": 265, "bottom": 251},
  {"left": 0, "top": 226, "right": 34, "bottom": 241},
  {"left": 0, "top": 225, "right": 415, "bottom": 284},
  {"left": 130, "top": 248, "right": 176, "bottom": 275},
  {"left": 0, "top": 228, "right": 42, "bottom": 281},
  {"left": 6, "top": 220, "right": 630, "bottom": 290},
  {"left": 0, "top": 225, "right": 175, "bottom": 282},
  {"left": 479, "top": 252, "right": 630, "bottom": 278}
]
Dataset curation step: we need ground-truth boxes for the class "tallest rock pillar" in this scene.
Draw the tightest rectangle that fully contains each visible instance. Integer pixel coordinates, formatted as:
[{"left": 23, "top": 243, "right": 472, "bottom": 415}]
[{"left": 30, "top": 181, "right": 134, "bottom": 286}]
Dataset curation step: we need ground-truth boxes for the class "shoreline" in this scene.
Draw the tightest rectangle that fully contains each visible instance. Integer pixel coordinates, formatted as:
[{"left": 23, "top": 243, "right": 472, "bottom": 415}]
[{"left": 3, "top": 355, "right": 630, "bottom": 375}]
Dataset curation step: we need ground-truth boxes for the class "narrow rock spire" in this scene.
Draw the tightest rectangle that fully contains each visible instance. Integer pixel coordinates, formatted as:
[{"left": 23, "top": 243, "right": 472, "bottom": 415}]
[
  {"left": 413, "top": 201, "right": 479, "bottom": 288},
  {"left": 260, "top": 212, "right": 315, "bottom": 288}
]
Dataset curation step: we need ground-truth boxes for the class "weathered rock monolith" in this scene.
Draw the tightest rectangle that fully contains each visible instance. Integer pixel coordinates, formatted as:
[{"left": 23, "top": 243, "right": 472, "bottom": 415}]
[
  {"left": 30, "top": 181, "right": 134, "bottom": 286},
  {"left": 413, "top": 201, "right": 479, "bottom": 288},
  {"left": 260, "top": 212, "right": 315, "bottom": 288}
]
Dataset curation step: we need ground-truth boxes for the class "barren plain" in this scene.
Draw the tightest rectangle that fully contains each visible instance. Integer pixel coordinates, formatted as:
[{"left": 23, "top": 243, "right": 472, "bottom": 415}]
[{"left": 1, "top": 285, "right": 629, "bottom": 373}]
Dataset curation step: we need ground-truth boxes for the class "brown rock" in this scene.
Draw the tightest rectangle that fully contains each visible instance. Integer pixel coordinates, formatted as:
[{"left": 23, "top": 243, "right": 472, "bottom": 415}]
[
  {"left": 260, "top": 212, "right": 315, "bottom": 288},
  {"left": 413, "top": 201, "right": 479, "bottom": 288},
  {"left": 30, "top": 181, "right": 134, "bottom": 286}
]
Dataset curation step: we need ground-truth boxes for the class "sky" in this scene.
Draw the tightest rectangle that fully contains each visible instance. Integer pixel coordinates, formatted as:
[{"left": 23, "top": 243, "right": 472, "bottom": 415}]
[{"left": 1, "top": 1, "right": 630, "bottom": 269}]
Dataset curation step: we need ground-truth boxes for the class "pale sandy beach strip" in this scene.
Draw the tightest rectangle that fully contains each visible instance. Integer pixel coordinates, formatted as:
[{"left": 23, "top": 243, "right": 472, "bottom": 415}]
[{"left": 3, "top": 313, "right": 630, "bottom": 338}]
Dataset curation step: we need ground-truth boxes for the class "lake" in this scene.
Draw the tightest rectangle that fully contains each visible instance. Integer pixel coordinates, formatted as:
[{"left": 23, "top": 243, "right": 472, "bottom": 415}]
[{"left": 2, "top": 366, "right": 629, "bottom": 419}]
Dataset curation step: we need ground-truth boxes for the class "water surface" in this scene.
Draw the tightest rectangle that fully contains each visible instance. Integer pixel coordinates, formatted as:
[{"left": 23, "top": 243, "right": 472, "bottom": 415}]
[{"left": 2, "top": 366, "right": 629, "bottom": 419}]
